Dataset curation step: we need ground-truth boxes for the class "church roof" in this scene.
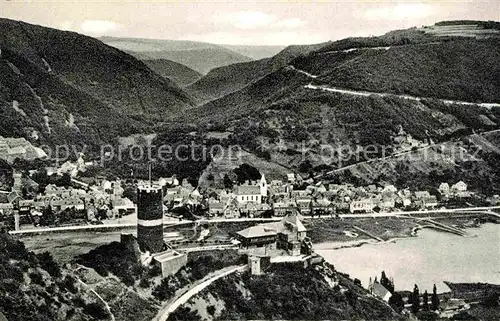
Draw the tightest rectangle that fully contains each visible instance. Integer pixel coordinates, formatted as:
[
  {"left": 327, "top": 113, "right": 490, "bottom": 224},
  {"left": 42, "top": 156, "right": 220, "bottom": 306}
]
[{"left": 235, "top": 185, "right": 261, "bottom": 195}]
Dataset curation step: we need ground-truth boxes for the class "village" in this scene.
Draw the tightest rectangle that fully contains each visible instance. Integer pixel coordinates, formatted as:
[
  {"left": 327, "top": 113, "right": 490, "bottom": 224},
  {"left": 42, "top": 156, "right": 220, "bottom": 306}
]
[{"left": 0, "top": 154, "right": 497, "bottom": 231}]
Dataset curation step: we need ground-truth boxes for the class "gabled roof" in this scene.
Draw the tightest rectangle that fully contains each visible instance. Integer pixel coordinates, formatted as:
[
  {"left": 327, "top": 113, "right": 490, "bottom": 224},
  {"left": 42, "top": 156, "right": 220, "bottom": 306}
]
[
  {"left": 371, "top": 282, "right": 391, "bottom": 300},
  {"left": 237, "top": 225, "right": 277, "bottom": 239},
  {"left": 235, "top": 185, "right": 261, "bottom": 196},
  {"left": 7, "top": 191, "right": 22, "bottom": 203},
  {"left": 282, "top": 214, "right": 307, "bottom": 232}
]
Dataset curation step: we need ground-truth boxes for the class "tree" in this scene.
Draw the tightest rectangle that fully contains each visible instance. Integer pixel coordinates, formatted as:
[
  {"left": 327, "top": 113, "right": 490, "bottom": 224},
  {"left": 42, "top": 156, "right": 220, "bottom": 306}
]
[
  {"left": 223, "top": 174, "right": 234, "bottom": 189},
  {"left": 482, "top": 289, "right": 500, "bottom": 307},
  {"left": 423, "top": 290, "right": 429, "bottom": 311},
  {"left": 431, "top": 284, "right": 439, "bottom": 311},
  {"left": 380, "top": 271, "right": 394, "bottom": 293},
  {"left": 388, "top": 292, "right": 405, "bottom": 313},
  {"left": 56, "top": 172, "right": 72, "bottom": 187},
  {"left": 411, "top": 284, "right": 420, "bottom": 314}
]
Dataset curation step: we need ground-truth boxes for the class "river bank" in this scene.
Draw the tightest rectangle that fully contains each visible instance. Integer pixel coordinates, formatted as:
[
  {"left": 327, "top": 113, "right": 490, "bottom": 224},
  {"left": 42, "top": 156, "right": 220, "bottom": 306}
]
[{"left": 314, "top": 223, "right": 500, "bottom": 293}]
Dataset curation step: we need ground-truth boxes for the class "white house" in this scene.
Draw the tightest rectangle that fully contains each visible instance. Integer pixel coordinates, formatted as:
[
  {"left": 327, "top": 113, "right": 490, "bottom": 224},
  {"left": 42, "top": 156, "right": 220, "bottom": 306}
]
[
  {"left": 350, "top": 199, "right": 376, "bottom": 213},
  {"left": 439, "top": 183, "right": 450, "bottom": 196},
  {"left": 452, "top": 181, "right": 467, "bottom": 192},
  {"left": 235, "top": 185, "right": 262, "bottom": 204}
]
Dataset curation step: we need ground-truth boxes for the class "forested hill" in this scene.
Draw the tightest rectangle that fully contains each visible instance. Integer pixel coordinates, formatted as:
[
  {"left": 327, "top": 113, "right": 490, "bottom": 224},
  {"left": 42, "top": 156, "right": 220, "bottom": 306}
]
[
  {"left": 0, "top": 232, "right": 100, "bottom": 320},
  {"left": 186, "top": 41, "right": 330, "bottom": 103},
  {"left": 0, "top": 18, "right": 194, "bottom": 148}
]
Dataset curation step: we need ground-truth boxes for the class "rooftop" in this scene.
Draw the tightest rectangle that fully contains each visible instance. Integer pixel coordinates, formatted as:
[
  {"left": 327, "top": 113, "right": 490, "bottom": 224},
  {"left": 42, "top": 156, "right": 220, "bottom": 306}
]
[
  {"left": 235, "top": 185, "right": 261, "bottom": 195},
  {"left": 237, "top": 225, "right": 277, "bottom": 239}
]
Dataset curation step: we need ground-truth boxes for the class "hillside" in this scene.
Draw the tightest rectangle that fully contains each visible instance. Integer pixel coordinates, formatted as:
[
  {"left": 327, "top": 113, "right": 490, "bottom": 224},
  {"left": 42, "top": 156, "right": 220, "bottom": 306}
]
[
  {"left": 99, "top": 37, "right": 252, "bottom": 74},
  {"left": 220, "top": 44, "right": 285, "bottom": 59},
  {"left": 167, "top": 261, "right": 403, "bottom": 321},
  {"left": 186, "top": 42, "right": 329, "bottom": 103},
  {"left": 178, "top": 22, "right": 500, "bottom": 191},
  {"left": 0, "top": 231, "right": 159, "bottom": 321},
  {"left": 143, "top": 59, "right": 202, "bottom": 87},
  {"left": 301, "top": 39, "right": 500, "bottom": 103},
  {"left": 0, "top": 231, "right": 103, "bottom": 321},
  {"left": 0, "top": 19, "right": 194, "bottom": 149}
]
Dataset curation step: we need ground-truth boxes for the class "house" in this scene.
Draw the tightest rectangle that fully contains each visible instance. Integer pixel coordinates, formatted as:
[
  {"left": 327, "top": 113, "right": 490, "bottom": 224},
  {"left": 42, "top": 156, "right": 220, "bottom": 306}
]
[
  {"left": 236, "top": 213, "right": 308, "bottom": 256},
  {"left": 451, "top": 181, "right": 470, "bottom": 198},
  {"left": 18, "top": 200, "right": 34, "bottom": 214},
  {"left": 240, "top": 203, "right": 271, "bottom": 217},
  {"left": 291, "top": 189, "right": 308, "bottom": 199},
  {"left": 440, "top": 299, "right": 470, "bottom": 318},
  {"left": 0, "top": 202, "right": 14, "bottom": 215},
  {"left": 235, "top": 185, "right": 262, "bottom": 204},
  {"left": 273, "top": 202, "right": 296, "bottom": 216},
  {"left": 350, "top": 198, "right": 376, "bottom": 213},
  {"left": 369, "top": 281, "right": 392, "bottom": 302},
  {"left": 236, "top": 225, "right": 278, "bottom": 254},
  {"left": 248, "top": 255, "right": 271, "bottom": 275},
  {"left": 270, "top": 179, "right": 284, "bottom": 187},
  {"left": 413, "top": 192, "right": 438, "bottom": 208},
  {"left": 311, "top": 198, "right": 333, "bottom": 215},
  {"left": 270, "top": 183, "right": 290, "bottom": 199},
  {"left": 265, "top": 214, "right": 308, "bottom": 256},
  {"left": 296, "top": 196, "right": 313, "bottom": 214},
  {"left": 414, "top": 191, "right": 431, "bottom": 199},
  {"left": 451, "top": 181, "right": 467, "bottom": 192},
  {"left": 378, "top": 197, "right": 395, "bottom": 211},
  {"left": 315, "top": 184, "right": 326, "bottom": 194},
  {"left": 396, "top": 196, "right": 411, "bottom": 208},
  {"left": 438, "top": 183, "right": 450, "bottom": 196},
  {"left": 7, "top": 191, "right": 22, "bottom": 206},
  {"left": 208, "top": 201, "right": 225, "bottom": 216},
  {"left": 153, "top": 250, "right": 188, "bottom": 278},
  {"left": 382, "top": 184, "right": 397, "bottom": 194},
  {"left": 158, "top": 176, "right": 179, "bottom": 187},
  {"left": 286, "top": 173, "right": 296, "bottom": 183},
  {"left": 112, "top": 197, "right": 136, "bottom": 214}
]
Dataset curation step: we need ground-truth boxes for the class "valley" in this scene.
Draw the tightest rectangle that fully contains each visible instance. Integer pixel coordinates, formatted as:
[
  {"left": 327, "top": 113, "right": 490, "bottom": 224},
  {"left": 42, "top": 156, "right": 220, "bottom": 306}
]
[{"left": 1, "top": 14, "right": 500, "bottom": 321}]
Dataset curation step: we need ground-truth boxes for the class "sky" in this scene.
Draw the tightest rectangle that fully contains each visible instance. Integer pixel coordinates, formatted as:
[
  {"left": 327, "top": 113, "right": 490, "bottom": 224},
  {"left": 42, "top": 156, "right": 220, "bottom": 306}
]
[{"left": 2, "top": 1, "right": 499, "bottom": 46}]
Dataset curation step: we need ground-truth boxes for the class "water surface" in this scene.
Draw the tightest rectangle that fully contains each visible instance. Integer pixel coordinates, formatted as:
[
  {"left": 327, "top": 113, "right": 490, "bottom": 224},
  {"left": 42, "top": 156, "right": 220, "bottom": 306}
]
[{"left": 315, "top": 224, "right": 500, "bottom": 293}]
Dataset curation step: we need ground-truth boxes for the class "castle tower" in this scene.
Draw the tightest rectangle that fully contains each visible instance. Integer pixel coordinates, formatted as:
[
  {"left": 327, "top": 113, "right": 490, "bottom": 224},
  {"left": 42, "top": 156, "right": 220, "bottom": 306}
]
[{"left": 137, "top": 183, "right": 164, "bottom": 253}]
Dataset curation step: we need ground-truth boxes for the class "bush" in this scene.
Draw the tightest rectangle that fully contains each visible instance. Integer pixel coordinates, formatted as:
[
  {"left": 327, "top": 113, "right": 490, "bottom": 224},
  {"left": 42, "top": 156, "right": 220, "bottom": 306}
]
[
  {"left": 83, "top": 303, "right": 109, "bottom": 320},
  {"left": 37, "top": 251, "right": 61, "bottom": 278}
]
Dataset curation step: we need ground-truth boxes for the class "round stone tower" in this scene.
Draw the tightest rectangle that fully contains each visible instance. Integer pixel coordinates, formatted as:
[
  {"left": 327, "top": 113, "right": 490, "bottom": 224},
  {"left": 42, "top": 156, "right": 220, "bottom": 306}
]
[{"left": 137, "top": 184, "right": 164, "bottom": 253}]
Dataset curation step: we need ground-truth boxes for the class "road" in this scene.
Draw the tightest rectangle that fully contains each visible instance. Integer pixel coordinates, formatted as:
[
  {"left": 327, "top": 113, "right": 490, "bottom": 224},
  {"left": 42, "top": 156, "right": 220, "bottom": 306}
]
[
  {"left": 9, "top": 217, "right": 282, "bottom": 235},
  {"left": 9, "top": 206, "right": 499, "bottom": 236},
  {"left": 75, "top": 276, "right": 116, "bottom": 321},
  {"left": 304, "top": 83, "right": 500, "bottom": 109},
  {"left": 312, "top": 128, "right": 500, "bottom": 180},
  {"left": 153, "top": 265, "right": 248, "bottom": 321},
  {"left": 336, "top": 206, "right": 500, "bottom": 219}
]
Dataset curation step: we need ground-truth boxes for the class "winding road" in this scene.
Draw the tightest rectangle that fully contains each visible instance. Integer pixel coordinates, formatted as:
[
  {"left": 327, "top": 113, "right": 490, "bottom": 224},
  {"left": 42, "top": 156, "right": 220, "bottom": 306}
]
[
  {"left": 304, "top": 83, "right": 500, "bottom": 109},
  {"left": 153, "top": 264, "right": 248, "bottom": 321}
]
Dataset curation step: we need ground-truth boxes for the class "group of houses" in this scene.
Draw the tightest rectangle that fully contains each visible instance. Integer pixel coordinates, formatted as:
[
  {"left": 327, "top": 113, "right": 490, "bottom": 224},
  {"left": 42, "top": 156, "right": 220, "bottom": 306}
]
[
  {"left": 235, "top": 212, "right": 312, "bottom": 256},
  {"left": 0, "top": 174, "right": 136, "bottom": 228},
  {"left": 0, "top": 136, "right": 47, "bottom": 164},
  {"left": 0, "top": 162, "right": 476, "bottom": 229},
  {"left": 203, "top": 172, "right": 472, "bottom": 217}
]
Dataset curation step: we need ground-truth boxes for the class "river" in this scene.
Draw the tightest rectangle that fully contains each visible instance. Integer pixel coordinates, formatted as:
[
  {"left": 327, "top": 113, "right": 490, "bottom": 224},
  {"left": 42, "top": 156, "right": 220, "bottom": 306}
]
[{"left": 314, "top": 224, "right": 500, "bottom": 293}]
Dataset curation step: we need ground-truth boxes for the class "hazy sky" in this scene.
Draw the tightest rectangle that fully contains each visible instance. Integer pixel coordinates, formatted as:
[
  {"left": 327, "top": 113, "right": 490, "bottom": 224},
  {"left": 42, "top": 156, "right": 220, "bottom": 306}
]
[{"left": 2, "top": 1, "right": 499, "bottom": 45}]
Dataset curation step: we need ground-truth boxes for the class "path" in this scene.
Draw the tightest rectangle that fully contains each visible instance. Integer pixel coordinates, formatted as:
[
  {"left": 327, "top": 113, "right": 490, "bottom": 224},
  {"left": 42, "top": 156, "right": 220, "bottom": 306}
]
[
  {"left": 312, "top": 128, "right": 500, "bottom": 180},
  {"left": 76, "top": 277, "right": 116, "bottom": 321},
  {"left": 153, "top": 264, "right": 248, "bottom": 321},
  {"left": 304, "top": 83, "right": 500, "bottom": 109}
]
